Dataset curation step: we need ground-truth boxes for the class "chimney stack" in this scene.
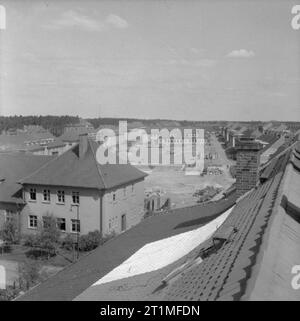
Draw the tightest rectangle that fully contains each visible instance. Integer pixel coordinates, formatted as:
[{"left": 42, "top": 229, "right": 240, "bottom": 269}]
[
  {"left": 79, "top": 133, "right": 88, "bottom": 159},
  {"left": 236, "top": 137, "right": 262, "bottom": 197}
]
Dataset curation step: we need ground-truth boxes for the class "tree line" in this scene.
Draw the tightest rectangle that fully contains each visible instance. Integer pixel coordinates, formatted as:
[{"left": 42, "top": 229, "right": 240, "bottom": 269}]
[{"left": 0, "top": 115, "right": 81, "bottom": 137}]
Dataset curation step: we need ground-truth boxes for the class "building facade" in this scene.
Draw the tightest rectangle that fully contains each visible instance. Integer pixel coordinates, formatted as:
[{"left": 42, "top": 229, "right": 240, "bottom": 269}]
[{"left": 0, "top": 136, "right": 147, "bottom": 238}]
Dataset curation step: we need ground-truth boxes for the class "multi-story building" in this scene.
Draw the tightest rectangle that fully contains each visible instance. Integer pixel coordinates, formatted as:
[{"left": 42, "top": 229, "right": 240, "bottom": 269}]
[{"left": 0, "top": 135, "right": 147, "bottom": 237}]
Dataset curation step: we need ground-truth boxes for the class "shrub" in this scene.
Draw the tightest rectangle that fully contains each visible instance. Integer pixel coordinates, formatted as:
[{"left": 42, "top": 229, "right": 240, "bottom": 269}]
[
  {"left": 0, "top": 220, "right": 18, "bottom": 244},
  {"left": 61, "top": 230, "right": 116, "bottom": 253},
  {"left": 0, "top": 287, "right": 20, "bottom": 301},
  {"left": 60, "top": 234, "right": 75, "bottom": 251},
  {"left": 22, "top": 215, "right": 60, "bottom": 259},
  {"left": 18, "top": 261, "right": 40, "bottom": 291},
  {"left": 23, "top": 234, "right": 39, "bottom": 247},
  {"left": 78, "top": 230, "right": 102, "bottom": 252}
]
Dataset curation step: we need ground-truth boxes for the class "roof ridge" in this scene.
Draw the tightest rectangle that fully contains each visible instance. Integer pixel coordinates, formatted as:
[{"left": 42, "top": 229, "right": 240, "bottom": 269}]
[
  {"left": 260, "top": 141, "right": 298, "bottom": 172},
  {"left": 88, "top": 139, "right": 107, "bottom": 190}
]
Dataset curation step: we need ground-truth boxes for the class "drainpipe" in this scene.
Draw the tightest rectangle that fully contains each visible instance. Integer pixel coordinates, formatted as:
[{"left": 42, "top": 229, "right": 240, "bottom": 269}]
[{"left": 100, "top": 191, "right": 103, "bottom": 237}]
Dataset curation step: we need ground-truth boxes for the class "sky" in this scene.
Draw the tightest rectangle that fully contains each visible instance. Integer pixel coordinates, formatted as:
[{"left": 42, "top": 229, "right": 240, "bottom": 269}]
[{"left": 0, "top": 0, "right": 299, "bottom": 121}]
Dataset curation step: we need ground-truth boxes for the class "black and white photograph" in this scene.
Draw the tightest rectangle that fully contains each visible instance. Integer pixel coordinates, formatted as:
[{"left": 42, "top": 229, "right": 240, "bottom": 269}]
[{"left": 0, "top": 0, "right": 300, "bottom": 307}]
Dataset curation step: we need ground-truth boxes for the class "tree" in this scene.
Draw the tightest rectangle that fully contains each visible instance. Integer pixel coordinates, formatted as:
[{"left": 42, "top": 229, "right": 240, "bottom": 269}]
[
  {"left": 24, "top": 214, "right": 60, "bottom": 259},
  {"left": 0, "top": 220, "right": 18, "bottom": 244},
  {"left": 38, "top": 214, "right": 60, "bottom": 256},
  {"left": 18, "top": 260, "right": 40, "bottom": 291}
]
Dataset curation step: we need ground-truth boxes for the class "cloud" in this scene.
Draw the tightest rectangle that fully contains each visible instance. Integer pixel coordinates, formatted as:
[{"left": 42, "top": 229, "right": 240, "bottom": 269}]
[
  {"left": 166, "top": 59, "right": 217, "bottom": 68},
  {"left": 45, "top": 11, "right": 128, "bottom": 32},
  {"left": 105, "top": 14, "right": 129, "bottom": 29},
  {"left": 227, "top": 49, "right": 255, "bottom": 58}
]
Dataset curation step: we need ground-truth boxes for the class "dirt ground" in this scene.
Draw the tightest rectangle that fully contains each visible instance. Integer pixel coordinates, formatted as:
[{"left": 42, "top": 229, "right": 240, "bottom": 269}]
[{"left": 142, "top": 133, "right": 236, "bottom": 208}]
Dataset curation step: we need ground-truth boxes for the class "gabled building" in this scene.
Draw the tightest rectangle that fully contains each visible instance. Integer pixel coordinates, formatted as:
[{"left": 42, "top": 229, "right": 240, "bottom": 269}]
[
  {"left": 18, "top": 134, "right": 147, "bottom": 236},
  {"left": 0, "top": 135, "right": 147, "bottom": 237}
]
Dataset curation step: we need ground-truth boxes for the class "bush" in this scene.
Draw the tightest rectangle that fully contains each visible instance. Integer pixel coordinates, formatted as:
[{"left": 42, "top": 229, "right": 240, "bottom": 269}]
[
  {"left": 22, "top": 215, "right": 60, "bottom": 259},
  {"left": 60, "top": 234, "right": 75, "bottom": 251},
  {"left": 0, "top": 220, "right": 18, "bottom": 244},
  {"left": 0, "top": 287, "right": 20, "bottom": 301},
  {"left": 60, "top": 230, "right": 116, "bottom": 253},
  {"left": 18, "top": 261, "right": 41, "bottom": 291},
  {"left": 78, "top": 230, "right": 102, "bottom": 252},
  {"left": 23, "top": 234, "right": 39, "bottom": 247}
]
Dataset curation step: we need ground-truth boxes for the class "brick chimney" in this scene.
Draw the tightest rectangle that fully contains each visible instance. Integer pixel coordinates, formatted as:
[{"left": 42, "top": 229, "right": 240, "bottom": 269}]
[
  {"left": 79, "top": 133, "right": 88, "bottom": 158},
  {"left": 235, "top": 137, "right": 262, "bottom": 197}
]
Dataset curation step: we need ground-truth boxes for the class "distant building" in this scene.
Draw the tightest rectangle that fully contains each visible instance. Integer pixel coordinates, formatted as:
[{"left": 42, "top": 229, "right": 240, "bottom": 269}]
[
  {"left": 28, "top": 140, "right": 68, "bottom": 156},
  {"left": 0, "top": 127, "right": 57, "bottom": 153}
]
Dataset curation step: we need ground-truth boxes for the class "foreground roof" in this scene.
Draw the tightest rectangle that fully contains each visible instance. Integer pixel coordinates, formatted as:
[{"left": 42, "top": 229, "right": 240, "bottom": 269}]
[
  {"left": 20, "top": 139, "right": 147, "bottom": 190},
  {"left": 17, "top": 194, "right": 236, "bottom": 301}
]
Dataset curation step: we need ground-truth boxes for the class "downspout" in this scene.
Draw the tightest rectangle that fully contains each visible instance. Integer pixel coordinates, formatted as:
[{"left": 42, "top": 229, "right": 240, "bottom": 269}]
[{"left": 100, "top": 190, "right": 103, "bottom": 237}]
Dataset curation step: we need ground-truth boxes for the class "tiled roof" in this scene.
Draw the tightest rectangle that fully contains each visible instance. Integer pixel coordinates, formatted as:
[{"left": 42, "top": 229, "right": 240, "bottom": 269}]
[
  {"left": 160, "top": 142, "right": 300, "bottom": 301},
  {"left": 260, "top": 148, "right": 292, "bottom": 182},
  {"left": 16, "top": 194, "right": 237, "bottom": 301},
  {"left": 257, "top": 133, "right": 278, "bottom": 145},
  {"left": 0, "top": 153, "right": 54, "bottom": 204},
  {"left": 163, "top": 173, "right": 283, "bottom": 300},
  {"left": 0, "top": 153, "right": 54, "bottom": 182},
  {"left": 0, "top": 182, "right": 24, "bottom": 204},
  {"left": 20, "top": 139, "right": 147, "bottom": 190}
]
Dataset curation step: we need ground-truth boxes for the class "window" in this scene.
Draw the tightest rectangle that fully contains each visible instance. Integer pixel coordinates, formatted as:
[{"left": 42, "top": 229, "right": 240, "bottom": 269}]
[
  {"left": 29, "top": 188, "right": 36, "bottom": 200},
  {"left": 72, "top": 191, "right": 80, "bottom": 204},
  {"left": 71, "top": 219, "right": 80, "bottom": 233},
  {"left": 57, "top": 190, "right": 65, "bottom": 203},
  {"left": 29, "top": 215, "right": 38, "bottom": 228},
  {"left": 43, "top": 189, "right": 50, "bottom": 202},
  {"left": 112, "top": 193, "right": 116, "bottom": 201},
  {"left": 42, "top": 216, "right": 52, "bottom": 228},
  {"left": 57, "top": 218, "right": 66, "bottom": 231},
  {"left": 5, "top": 210, "right": 14, "bottom": 223}
]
